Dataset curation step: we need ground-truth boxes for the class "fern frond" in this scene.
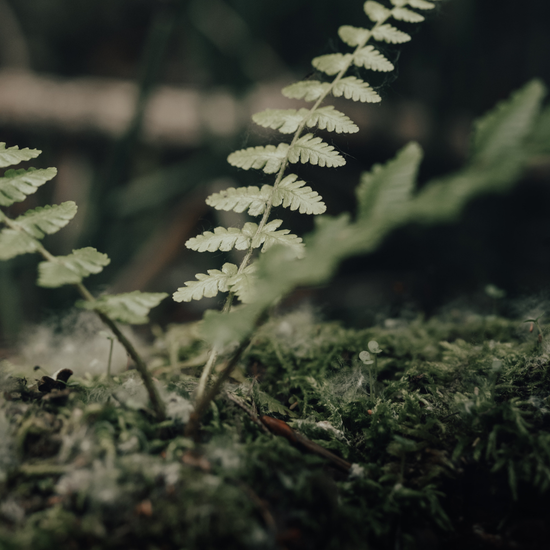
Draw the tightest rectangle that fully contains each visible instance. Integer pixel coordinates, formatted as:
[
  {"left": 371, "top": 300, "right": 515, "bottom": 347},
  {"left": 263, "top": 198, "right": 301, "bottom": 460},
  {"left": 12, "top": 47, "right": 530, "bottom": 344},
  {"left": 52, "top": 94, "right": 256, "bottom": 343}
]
[
  {"left": 307, "top": 106, "right": 359, "bottom": 133},
  {"left": 391, "top": 7, "right": 425, "bottom": 22},
  {"left": 227, "top": 143, "right": 289, "bottom": 174},
  {"left": 13, "top": 202, "right": 77, "bottom": 239},
  {"left": 0, "top": 228, "right": 39, "bottom": 260},
  {"left": 37, "top": 247, "right": 110, "bottom": 288},
  {"left": 333, "top": 76, "right": 381, "bottom": 103},
  {"left": 289, "top": 134, "right": 345, "bottom": 168},
  {"left": 338, "top": 25, "right": 371, "bottom": 47},
  {"left": 228, "top": 264, "right": 257, "bottom": 303},
  {"left": 364, "top": 1, "right": 391, "bottom": 22},
  {"left": 255, "top": 219, "right": 305, "bottom": 258},
  {"left": 312, "top": 53, "right": 353, "bottom": 76},
  {"left": 273, "top": 174, "right": 326, "bottom": 215},
  {"left": 0, "top": 143, "right": 41, "bottom": 168},
  {"left": 406, "top": 0, "right": 436, "bottom": 10},
  {"left": 252, "top": 109, "right": 307, "bottom": 134},
  {"left": 282, "top": 81, "right": 331, "bottom": 102},
  {"left": 356, "top": 142, "right": 422, "bottom": 222},
  {"left": 78, "top": 291, "right": 168, "bottom": 324},
  {"left": 353, "top": 46, "right": 394, "bottom": 72},
  {"left": 206, "top": 185, "right": 272, "bottom": 216},
  {"left": 372, "top": 24, "right": 411, "bottom": 43},
  {"left": 173, "top": 263, "right": 238, "bottom": 302},
  {"left": 186, "top": 223, "right": 258, "bottom": 253},
  {"left": 0, "top": 168, "right": 58, "bottom": 207}
]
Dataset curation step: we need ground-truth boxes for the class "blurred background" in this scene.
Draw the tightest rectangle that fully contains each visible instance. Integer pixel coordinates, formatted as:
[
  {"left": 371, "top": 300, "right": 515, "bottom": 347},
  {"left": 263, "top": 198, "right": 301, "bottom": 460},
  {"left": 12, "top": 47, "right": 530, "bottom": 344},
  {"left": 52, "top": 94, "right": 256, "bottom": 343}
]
[{"left": 1, "top": 0, "right": 550, "bottom": 346}]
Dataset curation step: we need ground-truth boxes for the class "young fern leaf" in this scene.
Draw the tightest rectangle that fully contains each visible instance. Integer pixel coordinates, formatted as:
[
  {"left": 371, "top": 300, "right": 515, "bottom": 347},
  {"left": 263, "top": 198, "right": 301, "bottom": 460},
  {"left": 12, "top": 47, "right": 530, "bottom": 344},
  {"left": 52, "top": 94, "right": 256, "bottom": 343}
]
[
  {"left": 37, "top": 247, "right": 110, "bottom": 288},
  {"left": 0, "top": 143, "right": 40, "bottom": 168},
  {"left": 173, "top": 263, "right": 238, "bottom": 302},
  {"left": 273, "top": 174, "right": 326, "bottom": 215},
  {"left": 372, "top": 24, "right": 411, "bottom": 44},
  {"left": 364, "top": 1, "right": 392, "bottom": 22},
  {"left": 333, "top": 76, "right": 381, "bottom": 103},
  {"left": 0, "top": 167, "right": 58, "bottom": 206},
  {"left": 186, "top": 224, "right": 257, "bottom": 252},
  {"left": 289, "top": 134, "right": 345, "bottom": 167},
  {"left": 227, "top": 143, "right": 288, "bottom": 174},
  {"left": 282, "top": 81, "right": 331, "bottom": 102},
  {"left": 12, "top": 202, "right": 77, "bottom": 239},
  {"left": 353, "top": 46, "right": 394, "bottom": 72},
  {"left": 206, "top": 185, "right": 272, "bottom": 216},
  {"left": 0, "top": 228, "right": 40, "bottom": 260},
  {"left": 77, "top": 291, "right": 168, "bottom": 325}
]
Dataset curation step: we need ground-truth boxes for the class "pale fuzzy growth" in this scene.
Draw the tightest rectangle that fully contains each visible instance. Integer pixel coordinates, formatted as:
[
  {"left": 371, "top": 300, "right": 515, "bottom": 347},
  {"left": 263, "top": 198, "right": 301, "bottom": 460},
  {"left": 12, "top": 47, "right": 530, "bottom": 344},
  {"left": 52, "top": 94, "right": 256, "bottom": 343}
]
[{"left": 14, "top": 310, "right": 139, "bottom": 376}]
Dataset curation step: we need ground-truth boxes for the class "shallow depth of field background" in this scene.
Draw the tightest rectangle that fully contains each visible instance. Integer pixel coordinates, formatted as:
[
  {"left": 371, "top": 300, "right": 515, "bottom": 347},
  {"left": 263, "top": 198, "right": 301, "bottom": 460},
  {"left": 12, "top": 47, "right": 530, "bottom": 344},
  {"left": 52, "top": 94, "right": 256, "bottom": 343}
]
[{"left": 1, "top": 0, "right": 550, "bottom": 347}]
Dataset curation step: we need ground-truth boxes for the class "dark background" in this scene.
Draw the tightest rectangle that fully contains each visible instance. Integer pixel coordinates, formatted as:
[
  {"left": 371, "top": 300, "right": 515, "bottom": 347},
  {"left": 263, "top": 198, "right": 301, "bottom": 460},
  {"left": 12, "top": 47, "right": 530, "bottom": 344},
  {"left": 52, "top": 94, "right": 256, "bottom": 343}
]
[{"left": 1, "top": 0, "right": 550, "bottom": 343}]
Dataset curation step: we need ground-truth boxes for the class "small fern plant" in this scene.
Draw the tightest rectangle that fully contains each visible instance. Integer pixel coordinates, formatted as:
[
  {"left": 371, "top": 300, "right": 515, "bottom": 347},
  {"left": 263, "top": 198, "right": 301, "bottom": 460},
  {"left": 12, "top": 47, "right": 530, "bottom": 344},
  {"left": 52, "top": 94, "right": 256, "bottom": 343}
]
[
  {"left": 173, "top": 0, "right": 439, "bottom": 398},
  {"left": 0, "top": 143, "right": 167, "bottom": 420}
]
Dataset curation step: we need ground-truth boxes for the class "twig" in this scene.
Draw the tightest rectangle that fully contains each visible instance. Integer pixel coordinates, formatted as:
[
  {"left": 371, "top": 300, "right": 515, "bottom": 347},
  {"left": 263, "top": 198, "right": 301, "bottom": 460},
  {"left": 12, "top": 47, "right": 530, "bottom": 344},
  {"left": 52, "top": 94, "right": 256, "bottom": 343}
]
[{"left": 225, "top": 391, "right": 270, "bottom": 435}]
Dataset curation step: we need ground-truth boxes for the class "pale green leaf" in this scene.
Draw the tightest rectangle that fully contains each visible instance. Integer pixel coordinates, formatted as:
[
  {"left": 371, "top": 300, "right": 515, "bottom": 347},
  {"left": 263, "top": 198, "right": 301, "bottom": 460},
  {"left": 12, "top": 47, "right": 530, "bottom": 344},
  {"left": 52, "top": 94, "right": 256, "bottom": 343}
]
[
  {"left": 38, "top": 247, "right": 110, "bottom": 288},
  {"left": 472, "top": 79, "right": 545, "bottom": 164},
  {"left": 289, "top": 134, "right": 345, "bottom": 168},
  {"left": 273, "top": 174, "right": 326, "bottom": 215},
  {"left": 354, "top": 46, "right": 394, "bottom": 72},
  {"left": 206, "top": 185, "right": 272, "bottom": 216},
  {"left": 173, "top": 263, "right": 238, "bottom": 302},
  {"left": 0, "top": 167, "right": 58, "bottom": 207},
  {"left": 186, "top": 223, "right": 259, "bottom": 253},
  {"left": 311, "top": 53, "right": 353, "bottom": 76},
  {"left": 228, "top": 263, "right": 257, "bottom": 303},
  {"left": 356, "top": 142, "right": 422, "bottom": 222},
  {"left": 0, "top": 143, "right": 41, "bottom": 168},
  {"left": 332, "top": 76, "right": 381, "bottom": 103},
  {"left": 391, "top": 7, "right": 425, "bottom": 22},
  {"left": 0, "top": 228, "right": 40, "bottom": 260},
  {"left": 254, "top": 219, "right": 305, "bottom": 258},
  {"left": 408, "top": 0, "right": 436, "bottom": 9},
  {"left": 78, "top": 291, "right": 168, "bottom": 324},
  {"left": 364, "top": 1, "right": 391, "bottom": 22},
  {"left": 390, "top": 0, "right": 408, "bottom": 6},
  {"left": 281, "top": 81, "right": 330, "bottom": 102},
  {"left": 338, "top": 25, "right": 371, "bottom": 47},
  {"left": 252, "top": 108, "right": 307, "bottom": 134},
  {"left": 14, "top": 202, "right": 77, "bottom": 239},
  {"left": 372, "top": 24, "right": 411, "bottom": 43},
  {"left": 306, "top": 106, "right": 358, "bottom": 133},
  {"left": 227, "top": 143, "right": 289, "bottom": 174}
]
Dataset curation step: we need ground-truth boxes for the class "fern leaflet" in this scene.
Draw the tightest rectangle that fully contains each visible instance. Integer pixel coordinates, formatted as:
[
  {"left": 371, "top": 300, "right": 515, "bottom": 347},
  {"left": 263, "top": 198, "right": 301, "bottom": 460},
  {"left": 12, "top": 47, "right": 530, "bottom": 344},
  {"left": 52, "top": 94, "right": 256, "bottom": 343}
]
[
  {"left": 333, "top": 76, "right": 381, "bottom": 103},
  {"left": 206, "top": 185, "right": 272, "bottom": 216},
  {"left": 289, "top": 134, "right": 345, "bottom": 168},
  {"left": 173, "top": 263, "right": 238, "bottom": 302},
  {"left": 273, "top": 174, "right": 326, "bottom": 215},
  {"left": 0, "top": 167, "right": 58, "bottom": 206},
  {"left": 0, "top": 143, "right": 41, "bottom": 168},
  {"left": 13, "top": 202, "right": 77, "bottom": 239}
]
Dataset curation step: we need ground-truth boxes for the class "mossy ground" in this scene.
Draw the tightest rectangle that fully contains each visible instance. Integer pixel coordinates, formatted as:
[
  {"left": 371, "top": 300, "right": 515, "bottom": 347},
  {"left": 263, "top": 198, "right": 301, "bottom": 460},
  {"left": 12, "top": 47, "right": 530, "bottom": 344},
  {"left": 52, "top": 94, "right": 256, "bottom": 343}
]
[{"left": 1, "top": 311, "right": 550, "bottom": 549}]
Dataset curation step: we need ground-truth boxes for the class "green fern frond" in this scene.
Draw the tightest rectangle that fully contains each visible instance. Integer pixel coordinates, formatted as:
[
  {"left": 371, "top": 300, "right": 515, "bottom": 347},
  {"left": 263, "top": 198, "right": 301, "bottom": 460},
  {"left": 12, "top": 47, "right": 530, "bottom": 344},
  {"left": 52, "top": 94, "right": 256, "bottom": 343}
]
[
  {"left": 372, "top": 24, "right": 411, "bottom": 43},
  {"left": 186, "top": 223, "right": 257, "bottom": 253},
  {"left": 281, "top": 81, "right": 331, "bottom": 102},
  {"left": 364, "top": 1, "right": 392, "bottom": 22},
  {"left": 392, "top": 7, "right": 425, "bottom": 22},
  {"left": 307, "top": 106, "right": 359, "bottom": 133},
  {"left": 77, "top": 291, "right": 168, "bottom": 324},
  {"left": 227, "top": 264, "right": 257, "bottom": 303},
  {"left": 0, "top": 143, "right": 41, "bottom": 168},
  {"left": 252, "top": 109, "right": 307, "bottom": 134},
  {"left": 353, "top": 45, "right": 394, "bottom": 72},
  {"left": 333, "top": 76, "right": 381, "bottom": 103},
  {"left": 289, "top": 134, "right": 345, "bottom": 168},
  {"left": 312, "top": 53, "right": 353, "bottom": 76},
  {"left": 12, "top": 202, "right": 77, "bottom": 239},
  {"left": 356, "top": 142, "right": 422, "bottom": 222},
  {"left": 173, "top": 263, "right": 238, "bottom": 302},
  {"left": 227, "top": 143, "right": 288, "bottom": 174},
  {"left": 255, "top": 219, "right": 305, "bottom": 258},
  {"left": 406, "top": 0, "right": 436, "bottom": 10},
  {"left": 273, "top": 174, "right": 326, "bottom": 215},
  {"left": 0, "top": 228, "right": 39, "bottom": 260},
  {"left": 338, "top": 25, "right": 372, "bottom": 47},
  {"left": 0, "top": 167, "right": 58, "bottom": 207},
  {"left": 37, "top": 247, "right": 110, "bottom": 288},
  {"left": 206, "top": 185, "right": 272, "bottom": 216}
]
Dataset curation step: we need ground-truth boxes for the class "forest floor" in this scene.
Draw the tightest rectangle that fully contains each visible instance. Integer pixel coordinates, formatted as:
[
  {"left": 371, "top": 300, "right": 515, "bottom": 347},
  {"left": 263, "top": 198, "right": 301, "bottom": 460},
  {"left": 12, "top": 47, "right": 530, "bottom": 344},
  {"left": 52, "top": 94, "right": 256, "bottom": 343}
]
[{"left": 1, "top": 309, "right": 550, "bottom": 549}]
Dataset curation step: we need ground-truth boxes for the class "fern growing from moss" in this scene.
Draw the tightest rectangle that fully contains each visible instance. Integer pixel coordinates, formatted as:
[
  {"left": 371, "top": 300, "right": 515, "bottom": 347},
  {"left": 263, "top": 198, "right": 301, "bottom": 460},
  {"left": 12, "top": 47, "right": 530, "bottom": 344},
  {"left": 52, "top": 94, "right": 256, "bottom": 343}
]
[
  {"left": 174, "top": 0, "right": 439, "bottom": 402},
  {"left": 0, "top": 144, "right": 167, "bottom": 419}
]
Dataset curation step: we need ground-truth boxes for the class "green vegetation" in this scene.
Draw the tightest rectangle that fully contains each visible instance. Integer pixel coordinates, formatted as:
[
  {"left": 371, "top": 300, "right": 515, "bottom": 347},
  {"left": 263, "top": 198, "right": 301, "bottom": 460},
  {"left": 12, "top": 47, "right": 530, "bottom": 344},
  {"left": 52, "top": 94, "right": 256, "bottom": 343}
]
[{"left": 2, "top": 0, "right": 550, "bottom": 547}]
